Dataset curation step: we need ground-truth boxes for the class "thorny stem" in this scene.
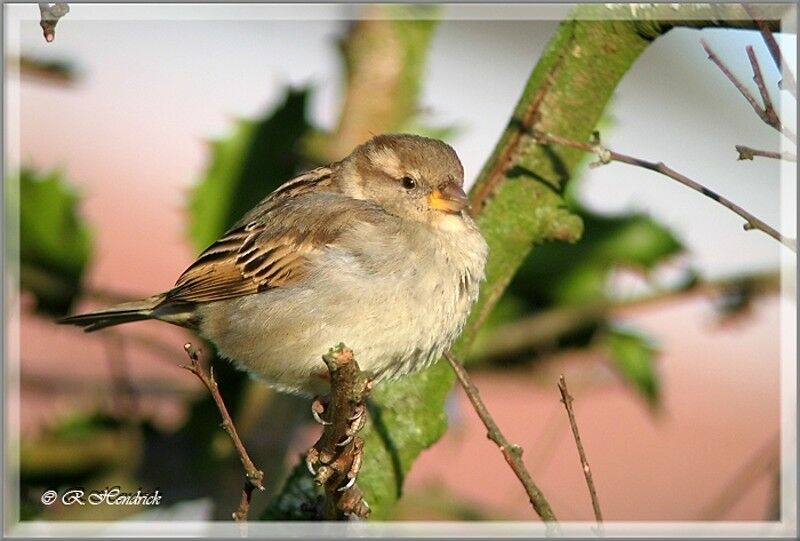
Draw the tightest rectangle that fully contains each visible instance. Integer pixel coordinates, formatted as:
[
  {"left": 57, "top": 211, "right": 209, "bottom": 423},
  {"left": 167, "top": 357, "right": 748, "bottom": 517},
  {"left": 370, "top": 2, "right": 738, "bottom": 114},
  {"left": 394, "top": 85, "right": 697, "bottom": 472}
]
[
  {"left": 530, "top": 129, "right": 797, "bottom": 252},
  {"left": 558, "top": 375, "right": 603, "bottom": 525},
  {"left": 181, "top": 343, "right": 265, "bottom": 522},
  {"left": 444, "top": 351, "right": 558, "bottom": 526}
]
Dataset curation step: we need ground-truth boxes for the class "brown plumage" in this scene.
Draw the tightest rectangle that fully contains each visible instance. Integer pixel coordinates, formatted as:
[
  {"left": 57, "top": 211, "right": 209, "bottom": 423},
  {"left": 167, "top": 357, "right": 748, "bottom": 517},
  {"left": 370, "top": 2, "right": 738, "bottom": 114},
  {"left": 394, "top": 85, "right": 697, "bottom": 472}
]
[{"left": 59, "top": 134, "right": 488, "bottom": 395}]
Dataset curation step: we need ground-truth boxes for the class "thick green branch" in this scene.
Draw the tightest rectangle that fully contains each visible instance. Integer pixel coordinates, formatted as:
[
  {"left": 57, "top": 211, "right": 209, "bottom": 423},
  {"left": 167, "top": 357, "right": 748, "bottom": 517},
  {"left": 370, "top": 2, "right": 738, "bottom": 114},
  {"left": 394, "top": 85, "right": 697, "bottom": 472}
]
[
  {"left": 268, "top": 4, "right": 793, "bottom": 520},
  {"left": 361, "top": 8, "right": 792, "bottom": 520}
]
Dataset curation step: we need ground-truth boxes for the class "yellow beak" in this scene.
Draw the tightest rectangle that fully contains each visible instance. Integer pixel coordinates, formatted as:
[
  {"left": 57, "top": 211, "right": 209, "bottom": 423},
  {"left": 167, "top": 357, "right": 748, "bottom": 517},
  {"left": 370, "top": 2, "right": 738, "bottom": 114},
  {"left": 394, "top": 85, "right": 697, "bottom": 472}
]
[{"left": 429, "top": 182, "right": 469, "bottom": 214}]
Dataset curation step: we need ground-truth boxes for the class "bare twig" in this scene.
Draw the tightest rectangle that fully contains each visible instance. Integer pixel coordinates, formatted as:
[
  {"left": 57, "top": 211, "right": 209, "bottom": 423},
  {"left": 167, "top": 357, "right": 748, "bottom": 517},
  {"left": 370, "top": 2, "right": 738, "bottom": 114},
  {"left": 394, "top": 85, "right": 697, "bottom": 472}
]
[
  {"left": 305, "top": 344, "right": 372, "bottom": 519},
  {"left": 530, "top": 129, "right": 797, "bottom": 252},
  {"left": 699, "top": 433, "right": 780, "bottom": 520},
  {"left": 38, "top": 3, "right": 69, "bottom": 43},
  {"left": 557, "top": 375, "right": 603, "bottom": 524},
  {"left": 736, "top": 145, "right": 797, "bottom": 162},
  {"left": 444, "top": 351, "right": 558, "bottom": 524},
  {"left": 181, "top": 343, "right": 265, "bottom": 522},
  {"left": 700, "top": 39, "right": 796, "bottom": 144},
  {"left": 742, "top": 4, "right": 797, "bottom": 98},
  {"left": 746, "top": 46, "right": 780, "bottom": 128}
]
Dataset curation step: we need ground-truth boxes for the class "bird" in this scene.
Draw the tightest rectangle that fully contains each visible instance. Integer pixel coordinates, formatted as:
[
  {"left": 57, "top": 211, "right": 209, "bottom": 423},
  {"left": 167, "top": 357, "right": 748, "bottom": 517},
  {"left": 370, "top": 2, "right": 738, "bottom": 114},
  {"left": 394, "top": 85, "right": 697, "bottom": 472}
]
[{"left": 59, "top": 134, "right": 488, "bottom": 397}]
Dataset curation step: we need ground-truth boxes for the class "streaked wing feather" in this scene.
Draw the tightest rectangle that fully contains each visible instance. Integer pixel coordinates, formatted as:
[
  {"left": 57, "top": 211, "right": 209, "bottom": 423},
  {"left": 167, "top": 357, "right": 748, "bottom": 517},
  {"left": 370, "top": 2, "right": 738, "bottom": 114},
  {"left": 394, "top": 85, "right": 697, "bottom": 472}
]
[{"left": 161, "top": 166, "right": 382, "bottom": 305}]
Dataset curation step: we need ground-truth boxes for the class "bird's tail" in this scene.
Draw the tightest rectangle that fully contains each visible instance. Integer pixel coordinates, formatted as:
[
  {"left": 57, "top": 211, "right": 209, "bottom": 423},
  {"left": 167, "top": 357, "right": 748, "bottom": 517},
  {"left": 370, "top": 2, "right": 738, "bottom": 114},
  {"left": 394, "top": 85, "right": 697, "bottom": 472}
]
[{"left": 58, "top": 294, "right": 166, "bottom": 332}]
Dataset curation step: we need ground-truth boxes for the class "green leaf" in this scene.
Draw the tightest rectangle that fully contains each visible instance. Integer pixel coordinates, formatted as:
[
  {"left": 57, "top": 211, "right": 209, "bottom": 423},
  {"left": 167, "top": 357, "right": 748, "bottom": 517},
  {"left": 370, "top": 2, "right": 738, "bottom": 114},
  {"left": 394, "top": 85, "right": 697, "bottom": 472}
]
[
  {"left": 188, "top": 88, "right": 312, "bottom": 251},
  {"left": 604, "top": 326, "right": 660, "bottom": 406},
  {"left": 509, "top": 207, "right": 685, "bottom": 307},
  {"left": 18, "top": 167, "right": 92, "bottom": 316}
]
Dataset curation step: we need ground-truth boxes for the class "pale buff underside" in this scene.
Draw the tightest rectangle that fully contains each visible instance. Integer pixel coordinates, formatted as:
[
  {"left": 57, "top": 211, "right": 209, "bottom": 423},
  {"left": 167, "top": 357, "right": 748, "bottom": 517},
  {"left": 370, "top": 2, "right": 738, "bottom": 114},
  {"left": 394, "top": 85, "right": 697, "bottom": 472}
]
[{"left": 195, "top": 214, "right": 487, "bottom": 396}]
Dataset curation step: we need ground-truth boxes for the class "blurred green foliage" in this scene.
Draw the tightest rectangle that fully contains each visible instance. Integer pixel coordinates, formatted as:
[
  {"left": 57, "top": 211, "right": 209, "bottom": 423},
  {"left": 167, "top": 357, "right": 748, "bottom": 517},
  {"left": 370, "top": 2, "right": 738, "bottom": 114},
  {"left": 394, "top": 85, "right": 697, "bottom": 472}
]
[
  {"left": 18, "top": 168, "right": 91, "bottom": 316},
  {"left": 473, "top": 178, "right": 684, "bottom": 404},
  {"left": 511, "top": 204, "right": 684, "bottom": 307},
  {"left": 605, "top": 326, "right": 660, "bottom": 406},
  {"left": 189, "top": 88, "right": 311, "bottom": 250}
]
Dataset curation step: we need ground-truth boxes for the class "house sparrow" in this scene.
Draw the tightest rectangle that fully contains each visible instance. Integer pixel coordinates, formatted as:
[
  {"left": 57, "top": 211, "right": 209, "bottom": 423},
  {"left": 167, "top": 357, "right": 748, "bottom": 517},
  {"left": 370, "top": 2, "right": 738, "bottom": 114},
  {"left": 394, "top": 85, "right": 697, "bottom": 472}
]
[{"left": 60, "top": 134, "right": 488, "bottom": 396}]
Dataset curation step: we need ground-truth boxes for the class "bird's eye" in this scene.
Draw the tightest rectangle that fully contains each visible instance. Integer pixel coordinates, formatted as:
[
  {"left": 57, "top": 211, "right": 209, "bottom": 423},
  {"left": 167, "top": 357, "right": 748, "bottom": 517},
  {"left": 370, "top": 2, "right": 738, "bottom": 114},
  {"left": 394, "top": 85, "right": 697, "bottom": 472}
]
[{"left": 401, "top": 176, "right": 417, "bottom": 190}]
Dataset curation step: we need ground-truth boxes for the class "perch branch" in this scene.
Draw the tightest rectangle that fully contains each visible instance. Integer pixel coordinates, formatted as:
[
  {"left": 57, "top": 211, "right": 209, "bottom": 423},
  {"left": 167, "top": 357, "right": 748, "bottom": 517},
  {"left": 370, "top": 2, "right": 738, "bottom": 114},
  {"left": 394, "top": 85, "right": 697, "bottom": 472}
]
[
  {"left": 742, "top": 4, "right": 797, "bottom": 98},
  {"left": 736, "top": 145, "right": 797, "bottom": 162},
  {"left": 38, "top": 3, "right": 69, "bottom": 43},
  {"left": 444, "top": 351, "right": 558, "bottom": 524},
  {"left": 557, "top": 375, "right": 603, "bottom": 524},
  {"left": 700, "top": 39, "right": 796, "bottom": 144},
  {"left": 305, "top": 344, "right": 372, "bottom": 519},
  {"left": 529, "top": 129, "right": 797, "bottom": 252},
  {"left": 181, "top": 343, "right": 265, "bottom": 522}
]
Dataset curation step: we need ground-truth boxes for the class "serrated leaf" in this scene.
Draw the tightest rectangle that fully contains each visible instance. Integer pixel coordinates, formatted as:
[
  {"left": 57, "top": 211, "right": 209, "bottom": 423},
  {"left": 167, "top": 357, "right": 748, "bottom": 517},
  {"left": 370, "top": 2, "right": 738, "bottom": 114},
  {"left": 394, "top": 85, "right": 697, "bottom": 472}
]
[
  {"left": 18, "top": 167, "right": 92, "bottom": 315},
  {"left": 605, "top": 326, "right": 660, "bottom": 406},
  {"left": 188, "top": 88, "right": 311, "bottom": 251}
]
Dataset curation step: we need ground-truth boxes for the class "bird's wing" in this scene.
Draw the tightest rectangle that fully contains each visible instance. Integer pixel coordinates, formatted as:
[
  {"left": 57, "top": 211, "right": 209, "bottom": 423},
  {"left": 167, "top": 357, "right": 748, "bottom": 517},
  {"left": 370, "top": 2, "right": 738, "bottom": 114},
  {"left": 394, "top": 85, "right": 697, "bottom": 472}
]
[{"left": 162, "top": 170, "right": 382, "bottom": 305}]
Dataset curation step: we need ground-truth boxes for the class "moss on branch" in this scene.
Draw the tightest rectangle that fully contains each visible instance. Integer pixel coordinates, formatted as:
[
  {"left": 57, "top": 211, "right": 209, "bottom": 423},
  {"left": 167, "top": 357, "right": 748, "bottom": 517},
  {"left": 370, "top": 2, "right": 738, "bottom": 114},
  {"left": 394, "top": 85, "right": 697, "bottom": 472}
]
[{"left": 267, "top": 4, "right": 792, "bottom": 519}]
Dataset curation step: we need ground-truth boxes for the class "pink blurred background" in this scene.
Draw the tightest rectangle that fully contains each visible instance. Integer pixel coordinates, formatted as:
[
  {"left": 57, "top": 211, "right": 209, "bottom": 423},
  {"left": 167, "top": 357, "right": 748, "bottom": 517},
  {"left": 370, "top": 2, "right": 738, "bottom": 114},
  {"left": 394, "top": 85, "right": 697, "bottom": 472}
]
[{"left": 6, "top": 4, "right": 796, "bottom": 526}]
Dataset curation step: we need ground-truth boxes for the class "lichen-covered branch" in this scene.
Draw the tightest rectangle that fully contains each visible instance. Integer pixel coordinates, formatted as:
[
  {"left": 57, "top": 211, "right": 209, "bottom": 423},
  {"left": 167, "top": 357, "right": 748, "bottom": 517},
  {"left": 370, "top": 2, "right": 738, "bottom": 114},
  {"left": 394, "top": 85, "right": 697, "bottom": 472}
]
[
  {"left": 357, "top": 6, "right": 792, "bottom": 519},
  {"left": 268, "top": 4, "right": 793, "bottom": 520}
]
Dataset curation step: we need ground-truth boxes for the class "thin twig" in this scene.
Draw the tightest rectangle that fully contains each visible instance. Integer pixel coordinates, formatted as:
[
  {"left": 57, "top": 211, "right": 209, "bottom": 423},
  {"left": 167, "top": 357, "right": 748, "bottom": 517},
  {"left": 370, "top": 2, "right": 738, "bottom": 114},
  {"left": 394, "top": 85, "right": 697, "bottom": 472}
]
[
  {"left": 444, "top": 351, "right": 558, "bottom": 525},
  {"left": 557, "top": 375, "right": 603, "bottom": 524},
  {"left": 746, "top": 46, "right": 779, "bottom": 128},
  {"left": 181, "top": 342, "right": 265, "bottom": 522},
  {"left": 700, "top": 39, "right": 796, "bottom": 144},
  {"left": 305, "top": 344, "right": 371, "bottom": 519},
  {"left": 736, "top": 145, "right": 797, "bottom": 162},
  {"left": 530, "top": 129, "right": 797, "bottom": 252},
  {"left": 38, "top": 3, "right": 69, "bottom": 43},
  {"left": 698, "top": 433, "right": 780, "bottom": 520},
  {"left": 742, "top": 4, "right": 797, "bottom": 98}
]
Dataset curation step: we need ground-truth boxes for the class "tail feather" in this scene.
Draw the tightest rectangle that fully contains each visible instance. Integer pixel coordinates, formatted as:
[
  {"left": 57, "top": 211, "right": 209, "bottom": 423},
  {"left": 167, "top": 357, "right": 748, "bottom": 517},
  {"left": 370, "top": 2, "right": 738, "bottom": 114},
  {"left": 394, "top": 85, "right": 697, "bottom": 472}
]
[{"left": 59, "top": 295, "right": 164, "bottom": 332}]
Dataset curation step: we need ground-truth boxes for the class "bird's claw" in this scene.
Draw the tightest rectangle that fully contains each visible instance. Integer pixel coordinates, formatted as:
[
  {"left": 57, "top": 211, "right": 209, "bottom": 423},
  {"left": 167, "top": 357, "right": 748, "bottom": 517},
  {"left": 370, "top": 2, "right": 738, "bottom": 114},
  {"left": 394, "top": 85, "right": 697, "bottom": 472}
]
[
  {"left": 335, "top": 434, "right": 354, "bottom": 447},
  {"left": 311, "top": 396, "right": 332, "bottom": 425},
  {"left": 337, "top": 475, "right": 357, "bottom": 492}
]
